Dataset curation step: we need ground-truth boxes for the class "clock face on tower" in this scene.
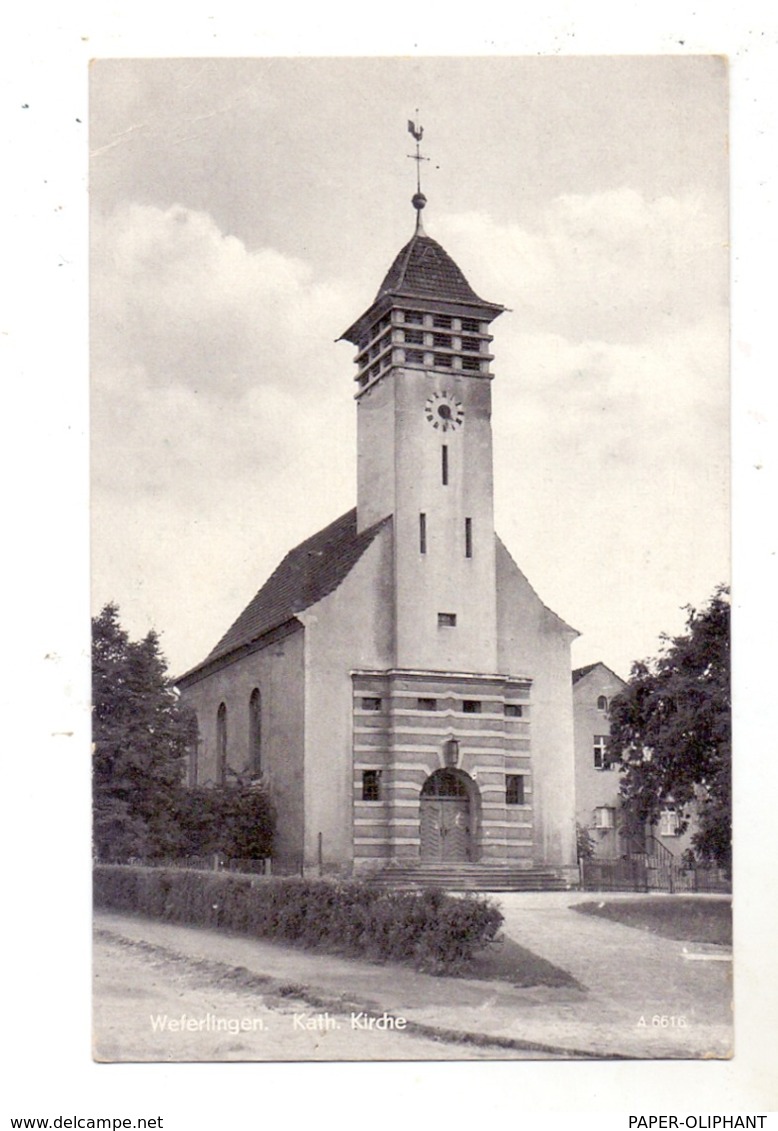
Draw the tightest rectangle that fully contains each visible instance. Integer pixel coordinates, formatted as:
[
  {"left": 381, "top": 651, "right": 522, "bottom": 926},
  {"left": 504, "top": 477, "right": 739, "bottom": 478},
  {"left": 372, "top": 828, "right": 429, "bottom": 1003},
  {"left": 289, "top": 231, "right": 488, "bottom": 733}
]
[{"left": 425, "top": 391, "right": 464, "bottom": 432}]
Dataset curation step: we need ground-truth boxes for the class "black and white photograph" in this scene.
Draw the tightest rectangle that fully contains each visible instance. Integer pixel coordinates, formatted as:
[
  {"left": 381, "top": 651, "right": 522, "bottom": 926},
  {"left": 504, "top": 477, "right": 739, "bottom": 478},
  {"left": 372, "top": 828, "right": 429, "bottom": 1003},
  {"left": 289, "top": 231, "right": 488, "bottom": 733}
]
[
  {"left": 7, "top": 9, "right": 778, "bottom": 1122},
  {"left": 89, "top": 56, "right": 733, "bottom": 1063}
]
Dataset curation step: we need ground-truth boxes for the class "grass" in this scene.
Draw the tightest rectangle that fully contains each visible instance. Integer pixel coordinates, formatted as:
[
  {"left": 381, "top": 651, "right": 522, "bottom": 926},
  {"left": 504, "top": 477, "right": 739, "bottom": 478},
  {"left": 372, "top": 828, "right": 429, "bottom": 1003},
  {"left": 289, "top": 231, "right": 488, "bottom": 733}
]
[
  {"left": 462, "top": 934, "right": 582, "bottom": 989},
  {"left": 573, "top": 897, "right": 732, "bottom": 946}
]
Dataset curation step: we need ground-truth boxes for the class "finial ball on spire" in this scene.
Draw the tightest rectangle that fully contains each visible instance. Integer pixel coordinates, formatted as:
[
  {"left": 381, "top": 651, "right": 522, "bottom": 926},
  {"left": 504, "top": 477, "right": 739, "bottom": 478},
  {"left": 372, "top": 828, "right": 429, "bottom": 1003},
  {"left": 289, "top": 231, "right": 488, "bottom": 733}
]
[{"left": 412, "top": 192, "right": 427, "bottom": 212}]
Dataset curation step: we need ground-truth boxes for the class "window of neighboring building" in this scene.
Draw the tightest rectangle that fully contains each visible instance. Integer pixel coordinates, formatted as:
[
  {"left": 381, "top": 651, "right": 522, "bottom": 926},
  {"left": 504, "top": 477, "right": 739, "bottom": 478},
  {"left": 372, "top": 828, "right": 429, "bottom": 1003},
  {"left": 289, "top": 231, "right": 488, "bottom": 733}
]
[
  {"left": 361, "top": 696, "right": 382, "bottom": 711},
  {"left": 506, "top": 775, "right": 525, "bottom": 805},
  {"left": 417, "top": 697, "right": 437, "bottom": 711},
  {"left": 438, "top": 612, "right": 457, "bottom": 627},
  {"left": 597, "top": 695, "right": 609, "bottom": 711},
  {"left": 216, "top": 702, "right": 227, "bottom": 784},
  {"left": 658, "top": 807, "right": 681, "bottom": 836},
  {"left": 505, "top": 703, "right": 523, "bottom": 717},
  {"left": 462, "top": 699, "right": 482, "bottom": 714},
  {"left": 592, "top": 806, "right": 615, "bottom": 829},
  {"left": 249, "top": 688, "right": 262, "bottom": 778},
  {"left": 361, "top": 770, "right": 382, "bottom": 801},
  {"left": 593, "top": 735, "right": 609, "bottom": 769}
]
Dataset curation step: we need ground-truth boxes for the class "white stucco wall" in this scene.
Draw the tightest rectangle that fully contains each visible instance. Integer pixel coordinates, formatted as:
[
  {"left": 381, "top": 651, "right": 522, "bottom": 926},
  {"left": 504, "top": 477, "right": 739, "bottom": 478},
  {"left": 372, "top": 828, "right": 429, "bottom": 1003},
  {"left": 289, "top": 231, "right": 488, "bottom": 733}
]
[
  {"left": 495, "top": 538, "right": 578, "bottom": 868},
  {"left": 178, "top": 626, "right": 306, "bottom": 870},
  {"left": 299, "top": 524, "right": 395, "bottom": 871}
]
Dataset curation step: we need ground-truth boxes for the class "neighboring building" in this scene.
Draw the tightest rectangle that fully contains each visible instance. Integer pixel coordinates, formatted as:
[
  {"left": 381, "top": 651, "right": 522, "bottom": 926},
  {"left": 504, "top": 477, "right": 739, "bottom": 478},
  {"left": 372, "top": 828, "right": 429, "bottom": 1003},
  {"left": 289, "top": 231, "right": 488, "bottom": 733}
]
[
  {"left": 573, "top": 662, "right": 696, "bottom": 861},
  {"left": 178, "top": 186, "right": 579, "bottom": 882}
]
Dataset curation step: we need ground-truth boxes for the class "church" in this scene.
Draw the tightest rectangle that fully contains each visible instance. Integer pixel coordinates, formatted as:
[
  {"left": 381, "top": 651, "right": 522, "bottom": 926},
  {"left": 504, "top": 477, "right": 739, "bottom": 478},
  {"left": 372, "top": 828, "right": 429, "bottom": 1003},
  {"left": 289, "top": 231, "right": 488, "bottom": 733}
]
[{"left": 177, "top": 162, "right": 580, "bottom": 885}]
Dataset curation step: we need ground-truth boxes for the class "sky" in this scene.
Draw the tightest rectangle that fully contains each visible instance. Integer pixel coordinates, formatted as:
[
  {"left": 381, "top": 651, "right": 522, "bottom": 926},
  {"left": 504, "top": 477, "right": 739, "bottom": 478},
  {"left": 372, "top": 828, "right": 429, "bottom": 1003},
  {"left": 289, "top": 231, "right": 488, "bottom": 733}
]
[{"left": 89, "top": 56, "right": 730, "bottom": 680}]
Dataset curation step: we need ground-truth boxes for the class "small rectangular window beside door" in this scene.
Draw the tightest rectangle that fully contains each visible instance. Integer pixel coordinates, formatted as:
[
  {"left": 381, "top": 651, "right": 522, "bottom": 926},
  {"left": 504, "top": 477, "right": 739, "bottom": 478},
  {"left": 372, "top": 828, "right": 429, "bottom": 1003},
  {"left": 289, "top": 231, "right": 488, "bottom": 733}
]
[
  {"left": 506, "top": 775, "right": 525, "bottom": 805},
  {"left": 361, "top": 770, "right": 382, "bottom": 801}
]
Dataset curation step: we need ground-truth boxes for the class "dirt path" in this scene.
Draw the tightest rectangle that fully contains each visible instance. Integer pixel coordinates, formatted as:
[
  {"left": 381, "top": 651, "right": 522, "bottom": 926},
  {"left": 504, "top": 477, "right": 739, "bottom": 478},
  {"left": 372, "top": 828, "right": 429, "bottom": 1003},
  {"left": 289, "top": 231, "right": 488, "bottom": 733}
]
[{"left": 93, "top": 928, "right": 520, "bottom": 1061}]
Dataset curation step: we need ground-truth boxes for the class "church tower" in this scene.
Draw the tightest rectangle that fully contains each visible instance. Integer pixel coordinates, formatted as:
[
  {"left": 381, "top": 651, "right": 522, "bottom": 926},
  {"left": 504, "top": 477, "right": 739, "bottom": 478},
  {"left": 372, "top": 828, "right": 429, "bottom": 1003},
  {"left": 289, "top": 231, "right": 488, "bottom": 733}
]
[
  {"left": 340, "top": 190, "right": 505, "bottom": 674},
  {"left": 180, "top": 126, "right": 578, "bottom": 881}
]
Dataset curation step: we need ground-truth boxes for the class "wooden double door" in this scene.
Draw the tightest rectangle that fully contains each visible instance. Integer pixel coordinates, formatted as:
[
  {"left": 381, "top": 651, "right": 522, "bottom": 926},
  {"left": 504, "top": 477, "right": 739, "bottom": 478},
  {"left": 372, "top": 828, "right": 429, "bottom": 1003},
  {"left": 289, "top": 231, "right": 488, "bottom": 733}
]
[{"left": 419, "top": 796, "right": 471, "bottom": 862}]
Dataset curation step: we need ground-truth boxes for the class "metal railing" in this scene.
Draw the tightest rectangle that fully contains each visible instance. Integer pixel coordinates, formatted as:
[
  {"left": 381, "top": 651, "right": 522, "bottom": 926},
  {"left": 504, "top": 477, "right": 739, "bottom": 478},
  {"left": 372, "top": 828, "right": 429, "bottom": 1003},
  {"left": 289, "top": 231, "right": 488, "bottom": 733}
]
[{"left": 580, "top": 855, "right": 730, "bottom": 893}]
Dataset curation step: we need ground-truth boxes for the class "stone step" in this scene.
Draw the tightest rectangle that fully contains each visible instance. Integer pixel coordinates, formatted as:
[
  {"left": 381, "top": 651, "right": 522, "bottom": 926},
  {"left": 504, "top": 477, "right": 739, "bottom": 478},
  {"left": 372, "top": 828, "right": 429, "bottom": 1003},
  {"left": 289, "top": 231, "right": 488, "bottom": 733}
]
[{"left": 366, "top": 864, "right": 575, "bottom": 892}]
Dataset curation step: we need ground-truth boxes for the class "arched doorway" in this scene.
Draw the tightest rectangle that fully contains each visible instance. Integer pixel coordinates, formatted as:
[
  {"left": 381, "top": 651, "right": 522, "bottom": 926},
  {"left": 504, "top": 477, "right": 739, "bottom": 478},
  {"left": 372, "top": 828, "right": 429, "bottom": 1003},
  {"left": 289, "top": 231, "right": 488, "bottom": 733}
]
[{"left": 419, "top": 768, "right": 477, "bottom": 863}]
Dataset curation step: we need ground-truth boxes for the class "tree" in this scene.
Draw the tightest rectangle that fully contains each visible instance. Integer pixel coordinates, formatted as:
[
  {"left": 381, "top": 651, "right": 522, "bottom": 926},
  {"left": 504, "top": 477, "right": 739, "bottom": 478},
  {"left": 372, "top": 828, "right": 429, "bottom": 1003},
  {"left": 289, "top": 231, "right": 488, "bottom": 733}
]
[
  {"left": 92, "top": 603, "right": 198, "bottom": 860},
  {"left": 174, "top": 779, "right": 275, "bottom": 860},
  {"left": 608, "top": 586, "right": 731, "bottom": 870}
]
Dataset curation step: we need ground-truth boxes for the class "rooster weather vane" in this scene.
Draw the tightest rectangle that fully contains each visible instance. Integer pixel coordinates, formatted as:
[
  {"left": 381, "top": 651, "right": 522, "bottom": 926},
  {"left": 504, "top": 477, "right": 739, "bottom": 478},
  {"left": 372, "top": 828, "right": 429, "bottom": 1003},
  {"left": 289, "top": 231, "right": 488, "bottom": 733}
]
[{"left": 407, "top": 116, "right": 430, "bottom": 220}]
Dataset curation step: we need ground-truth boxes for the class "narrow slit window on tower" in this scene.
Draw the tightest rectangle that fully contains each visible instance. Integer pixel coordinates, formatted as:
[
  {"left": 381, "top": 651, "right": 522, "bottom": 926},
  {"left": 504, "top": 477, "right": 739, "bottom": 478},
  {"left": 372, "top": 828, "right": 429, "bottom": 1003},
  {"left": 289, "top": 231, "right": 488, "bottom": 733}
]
[
  {"left": 465, "top": 517, "right": 472, "bottom": 558},
  {"left": 438, "top": 612, "right": 457, "bottom": 628},
  {"left": 419, "top": 512, "right": 427, "bottom": 554},
  {"left": 441, "top": 445, "right": 449, "bottom": 485}
]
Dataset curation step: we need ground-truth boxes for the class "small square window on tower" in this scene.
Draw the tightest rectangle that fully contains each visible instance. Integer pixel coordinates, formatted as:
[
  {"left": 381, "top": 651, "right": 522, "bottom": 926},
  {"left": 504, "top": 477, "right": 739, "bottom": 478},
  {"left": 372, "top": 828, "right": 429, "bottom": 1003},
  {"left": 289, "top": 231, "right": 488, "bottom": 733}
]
[
  {"left": 506, "top": 775, "right": 525, "bottom": 805},
  {"left": 438, "top": 612, "right": 457, "bottom": 627},
  {"left": 416, "top": 697, "right": 437, "bottom": 711},
  {"left": 361, "top": 697, "right": 382, "bottom": 711},
  {"left": 361, "top": 770, "right": 382, "bottom": 801},
  {"left": 462, "top": 700, "right": 482, "bottom": 714},
  {"left": 504, "top": 703, "right": 523, "bottom": 717}
]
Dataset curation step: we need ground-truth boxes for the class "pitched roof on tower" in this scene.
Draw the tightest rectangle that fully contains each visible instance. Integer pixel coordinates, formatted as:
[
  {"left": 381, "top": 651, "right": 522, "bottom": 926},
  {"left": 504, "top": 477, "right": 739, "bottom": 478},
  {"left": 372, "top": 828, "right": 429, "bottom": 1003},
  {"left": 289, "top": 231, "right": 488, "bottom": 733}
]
[
  {"left": 375, "top": 231, "right": 489, "bottom": 306},
  {"left": 339, "top": 222, "right": 504, "bottom": 347},
  {"left": 177, "top": 508, "right": 390, "bottom": 687}
]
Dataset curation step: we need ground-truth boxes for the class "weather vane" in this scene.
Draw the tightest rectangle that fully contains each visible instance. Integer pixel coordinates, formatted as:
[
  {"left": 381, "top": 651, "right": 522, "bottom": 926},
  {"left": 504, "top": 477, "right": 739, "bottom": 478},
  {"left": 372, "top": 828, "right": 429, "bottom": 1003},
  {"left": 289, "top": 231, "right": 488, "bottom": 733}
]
[{"left": 407, "top": 114, "right": 429, "bottom": 218}]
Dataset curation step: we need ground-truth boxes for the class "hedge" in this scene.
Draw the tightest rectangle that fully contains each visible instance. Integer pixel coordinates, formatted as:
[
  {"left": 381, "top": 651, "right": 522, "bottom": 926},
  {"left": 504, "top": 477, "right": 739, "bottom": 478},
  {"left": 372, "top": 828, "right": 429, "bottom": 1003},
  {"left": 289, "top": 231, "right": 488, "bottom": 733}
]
[{"left": 93, "top": 865, "right": 503, "bottom": 973}]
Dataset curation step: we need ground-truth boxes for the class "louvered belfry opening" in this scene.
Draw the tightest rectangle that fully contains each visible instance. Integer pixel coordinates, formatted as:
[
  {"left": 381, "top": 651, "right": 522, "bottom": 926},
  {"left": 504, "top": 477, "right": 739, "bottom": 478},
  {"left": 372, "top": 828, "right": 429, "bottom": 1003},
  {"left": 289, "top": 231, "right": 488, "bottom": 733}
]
[{"left": 340, "top": 230, "right": 504, "bottom": 392}]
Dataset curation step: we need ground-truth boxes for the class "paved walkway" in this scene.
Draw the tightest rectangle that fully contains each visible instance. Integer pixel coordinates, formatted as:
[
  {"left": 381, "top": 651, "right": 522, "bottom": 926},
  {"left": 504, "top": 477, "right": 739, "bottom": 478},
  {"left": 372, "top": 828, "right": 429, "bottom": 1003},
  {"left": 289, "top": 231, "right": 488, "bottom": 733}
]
[{"left": 94, "top": 892, "right": 732, "bottom": 1060}]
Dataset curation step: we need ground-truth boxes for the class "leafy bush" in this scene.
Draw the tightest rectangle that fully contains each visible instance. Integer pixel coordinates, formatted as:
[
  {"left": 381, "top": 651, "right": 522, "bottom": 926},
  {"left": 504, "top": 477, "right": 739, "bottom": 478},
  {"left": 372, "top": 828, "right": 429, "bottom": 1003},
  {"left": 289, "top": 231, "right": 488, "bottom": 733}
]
[
  {"left": 93, "top": 866, "right": 503, "bottom": 973},
  {"left": 167, "top": 782, "right": 275, "bottom": 861}
]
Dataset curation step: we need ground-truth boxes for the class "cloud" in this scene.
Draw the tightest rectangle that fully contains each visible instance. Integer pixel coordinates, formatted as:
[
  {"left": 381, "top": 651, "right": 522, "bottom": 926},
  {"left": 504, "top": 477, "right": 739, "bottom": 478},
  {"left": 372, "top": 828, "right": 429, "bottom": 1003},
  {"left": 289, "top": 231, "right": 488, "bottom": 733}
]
[
  {"left": 437, "top": 187, "right": 727, "bottom": 343},
  {"left": 91, "top": 192, "right": 729, "bottom": 678},
  {"left": 92, "top": 202, "right": 353, "bottom": 399}
]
